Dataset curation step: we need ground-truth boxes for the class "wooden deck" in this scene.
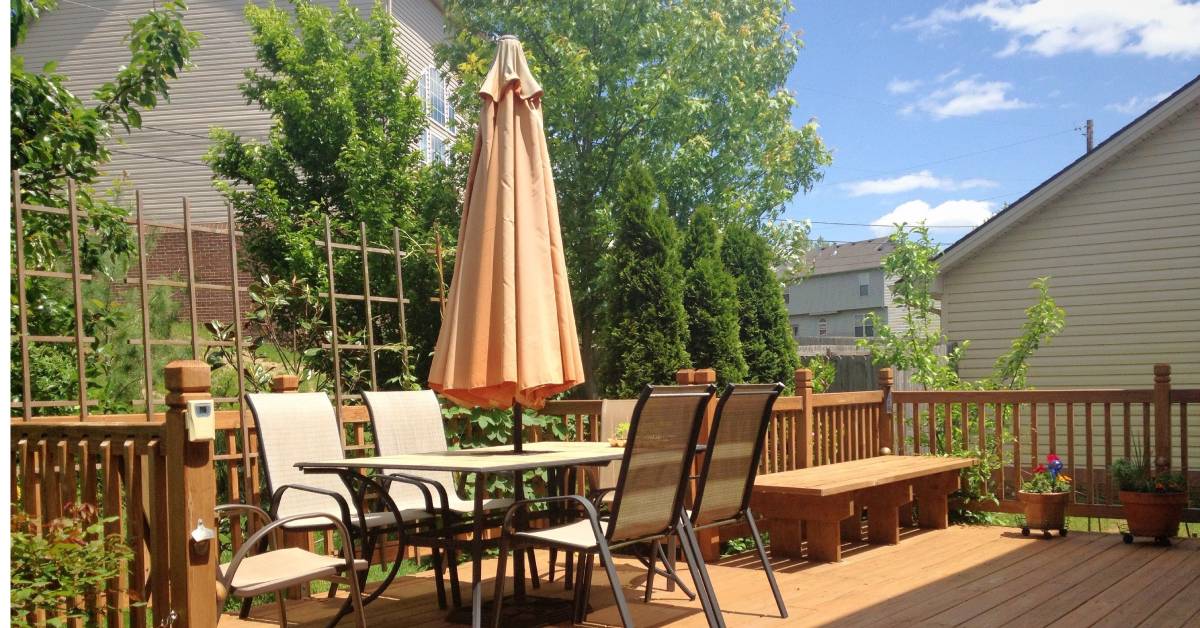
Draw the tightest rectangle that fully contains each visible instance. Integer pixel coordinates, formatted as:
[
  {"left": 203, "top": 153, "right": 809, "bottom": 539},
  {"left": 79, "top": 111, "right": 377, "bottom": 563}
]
[{"left": 222, "top": 526, "right": 1200, "bottom": 627}]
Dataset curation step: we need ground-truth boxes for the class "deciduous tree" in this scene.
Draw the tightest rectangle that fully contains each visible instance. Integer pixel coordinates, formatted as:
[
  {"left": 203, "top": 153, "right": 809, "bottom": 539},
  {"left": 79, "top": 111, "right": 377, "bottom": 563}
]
[{"left": 437, "top": 0, "right": 831, "bottom": 393}]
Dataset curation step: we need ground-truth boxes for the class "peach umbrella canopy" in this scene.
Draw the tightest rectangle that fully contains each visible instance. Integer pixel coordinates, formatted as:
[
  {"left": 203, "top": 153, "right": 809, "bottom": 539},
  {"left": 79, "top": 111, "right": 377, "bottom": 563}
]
[{"left": 427, "top": 36, "right": 584, "bottom": 412}]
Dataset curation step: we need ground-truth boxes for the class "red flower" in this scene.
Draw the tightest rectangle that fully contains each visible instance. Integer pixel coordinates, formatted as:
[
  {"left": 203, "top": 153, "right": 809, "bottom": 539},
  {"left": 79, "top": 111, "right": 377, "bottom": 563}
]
[
  {"left": 1033, "top": 464, "right": 1047, "bottom": 473},
  {"left": 1047, "top": 453, "right": 1061, "bottom": 463}
]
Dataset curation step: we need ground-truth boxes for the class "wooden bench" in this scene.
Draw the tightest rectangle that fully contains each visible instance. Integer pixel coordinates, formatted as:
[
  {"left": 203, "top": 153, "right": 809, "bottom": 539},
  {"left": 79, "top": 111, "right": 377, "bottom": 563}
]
[{"left": 751, "top": 456, "right": 976, "bottom": 563}]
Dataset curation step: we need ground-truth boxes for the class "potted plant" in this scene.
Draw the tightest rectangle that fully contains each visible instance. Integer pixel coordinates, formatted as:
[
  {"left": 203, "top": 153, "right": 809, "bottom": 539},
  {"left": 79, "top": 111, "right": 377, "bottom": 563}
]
[
  {"left": 609, "top": 421, "right": 630, "bottom": 447},
  {"left": 1112, "top": 457, "right": 1187, "bottom": 545},
  {"left": 1018, "top": 453, "right": 1071, "bottom": 537}
]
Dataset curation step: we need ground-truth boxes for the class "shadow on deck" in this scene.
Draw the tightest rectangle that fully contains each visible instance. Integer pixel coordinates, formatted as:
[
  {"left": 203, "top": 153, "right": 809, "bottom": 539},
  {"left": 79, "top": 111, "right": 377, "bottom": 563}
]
[{"left": 222, "top": 526, "right": 1200, "bottom": 627}]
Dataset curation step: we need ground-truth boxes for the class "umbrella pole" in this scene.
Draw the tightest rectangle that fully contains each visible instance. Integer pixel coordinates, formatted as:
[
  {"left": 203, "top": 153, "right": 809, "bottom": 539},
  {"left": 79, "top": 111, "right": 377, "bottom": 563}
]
[{"left": 513, "top": 401, "right": 524, "bottom": 453}]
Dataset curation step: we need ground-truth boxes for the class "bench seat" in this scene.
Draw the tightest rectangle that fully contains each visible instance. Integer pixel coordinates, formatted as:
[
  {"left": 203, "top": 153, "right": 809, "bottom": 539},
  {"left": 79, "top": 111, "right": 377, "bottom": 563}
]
[{"left": 751, "top": 455, "right": 976, "bottom": 563}]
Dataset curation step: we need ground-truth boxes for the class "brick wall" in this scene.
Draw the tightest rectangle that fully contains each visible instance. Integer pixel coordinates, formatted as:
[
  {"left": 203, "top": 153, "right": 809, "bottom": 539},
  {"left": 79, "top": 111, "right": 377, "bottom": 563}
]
[{"left": 127, "top": 223, "right": 255, "bottom": 324}]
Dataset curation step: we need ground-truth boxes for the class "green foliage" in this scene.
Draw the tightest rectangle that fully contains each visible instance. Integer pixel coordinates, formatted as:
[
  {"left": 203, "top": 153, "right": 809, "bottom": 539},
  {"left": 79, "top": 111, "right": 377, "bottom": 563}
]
[
  {"left": 11, "top": 504, "right": 133, "bottom": 626},
  {"left": 437, "top": 0, "right": 831, "bottom": 391},
  {"left": 1111, "top": 458, "right": 1186, "bottom": 493},
  {"left": 986, "top": 277, "right": 1065, "bottom": 390},
  {"left": 599, "top": 164, "right": 691, "bottom": 397},
  {"left": 11, "top": 1, "right": 195, "bottom": 415},
  {"left": 799, "top": 354, "right": 836, "bottom": 393},
  {"left": 682, "top": 206, "right": 748, "bottom": 384},
  {"left": 859, "top": 225, "right": 962, "bottom": 390},
  {"left": 206, "top": 0, "right": 449, "bottom": 389},
  {"left": 859, "top": 224, "right": 1070, "bottom": 522},
  {"left": 11, "top": 0, "right": 198, "bottom": 201},
  {"left": 721, "top": 224, "right": 799, "bottom": 389}
]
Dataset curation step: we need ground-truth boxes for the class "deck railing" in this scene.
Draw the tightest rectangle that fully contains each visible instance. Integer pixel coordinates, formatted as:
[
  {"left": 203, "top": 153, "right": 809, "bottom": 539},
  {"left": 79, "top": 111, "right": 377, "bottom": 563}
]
[{"left": 12, "top": 361, "right": 1197, "bottom": 625}]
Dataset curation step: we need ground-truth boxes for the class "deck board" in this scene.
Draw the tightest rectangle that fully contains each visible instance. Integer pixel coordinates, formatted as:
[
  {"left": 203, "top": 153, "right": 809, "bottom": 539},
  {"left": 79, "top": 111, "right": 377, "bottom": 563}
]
[{"left": 221, "top": 526, "right": 1200, "bottom": 627}]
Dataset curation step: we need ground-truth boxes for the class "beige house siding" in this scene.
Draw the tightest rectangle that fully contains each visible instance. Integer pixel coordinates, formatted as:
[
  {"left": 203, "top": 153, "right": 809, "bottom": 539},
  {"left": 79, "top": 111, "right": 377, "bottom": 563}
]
[
  {"left": 15, "top": 0, "right": 448, "bottom": 223},
  {"left": 942, "top": 100, "right": 1200, "bottom": 389}
]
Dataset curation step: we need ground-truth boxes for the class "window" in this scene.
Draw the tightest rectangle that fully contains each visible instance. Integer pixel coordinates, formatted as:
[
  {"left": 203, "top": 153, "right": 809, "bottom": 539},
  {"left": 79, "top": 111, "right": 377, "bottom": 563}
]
[
  {"left": 818, "top": 318, "right": 827, "bottom": 336},
  {"left": 421, "top": 129, "right": 448, "bottom": 164},
  {"left": 854, "top": 315, "right": 875, "bottom": 338},
  {"left": 783, "top": 291, "right": 790, "bottom": 305},
  {"left": 858, "top": 272, "right": 870, "bottom": 297},
  {"left": 792, "top": 325, "right": 799, "bottom": 338},
  {"left": 417, "top": 67, "right": 455, "bottom": 130}
]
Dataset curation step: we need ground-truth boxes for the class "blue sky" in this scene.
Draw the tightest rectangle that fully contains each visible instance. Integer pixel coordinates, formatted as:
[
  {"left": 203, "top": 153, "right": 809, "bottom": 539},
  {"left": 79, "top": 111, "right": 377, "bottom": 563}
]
[{"left": 783, "top": 0, "right": 1200, "bottom": 247}]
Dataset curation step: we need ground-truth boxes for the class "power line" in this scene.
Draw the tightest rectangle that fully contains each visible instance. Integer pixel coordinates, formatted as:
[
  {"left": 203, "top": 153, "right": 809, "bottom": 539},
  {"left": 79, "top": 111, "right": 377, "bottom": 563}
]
[{"left": 809, "top": 220, "right": 980, "bottom": 229}]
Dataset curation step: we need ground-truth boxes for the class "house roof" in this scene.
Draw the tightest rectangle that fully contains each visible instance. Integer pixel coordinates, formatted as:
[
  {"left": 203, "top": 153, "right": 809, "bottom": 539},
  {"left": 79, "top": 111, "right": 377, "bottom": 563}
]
[
  {"left": 807, "top": 237, "right": 893, "bottom": 276},
  {"left": 936, "top": 73, "right": 1200, "bottom": 272}
]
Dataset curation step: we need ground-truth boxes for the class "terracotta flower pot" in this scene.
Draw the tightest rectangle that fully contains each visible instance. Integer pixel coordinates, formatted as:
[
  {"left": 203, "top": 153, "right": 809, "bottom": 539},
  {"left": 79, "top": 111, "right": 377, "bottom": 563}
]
[
  {"left": 1120, "top": 490, "right": 1186, "bottom": 543},
  {"left": 1017, "top": 490, "right": 1069, "bottom": 537}
]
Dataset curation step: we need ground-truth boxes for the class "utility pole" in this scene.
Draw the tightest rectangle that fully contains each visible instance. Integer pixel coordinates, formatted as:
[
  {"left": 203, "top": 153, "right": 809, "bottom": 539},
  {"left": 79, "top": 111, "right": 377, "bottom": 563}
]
[{"left": 1085, "top": 119, "right": 1094, "bottom": 153}]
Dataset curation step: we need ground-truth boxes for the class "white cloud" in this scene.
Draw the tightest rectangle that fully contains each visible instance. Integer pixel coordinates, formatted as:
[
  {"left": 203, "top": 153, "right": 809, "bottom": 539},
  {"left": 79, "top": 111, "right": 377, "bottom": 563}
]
[
  {"left": 1105, "top": 91, "right": 1174, "bottom": 114},
  {"left": 842, "top": 170, "right": 998, "bottom": 196},
  {"left": 887, "top": 78, "right": 922, "bottom": 95},
  {"left": 870, "top": 199, "right": 995, "bottom": 236},
  {"left": 905, "top": 77, "right": 1031, "bottom": 119},
  {"left": 903, "top": 0, "right": 1200, "bottom": 59}
]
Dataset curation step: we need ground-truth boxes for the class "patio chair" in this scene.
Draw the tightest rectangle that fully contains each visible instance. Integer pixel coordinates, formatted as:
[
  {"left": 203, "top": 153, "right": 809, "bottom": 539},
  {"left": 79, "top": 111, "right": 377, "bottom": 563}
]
[
  {"left": 215, "top": 503, "right": 368, "bottom": 628},
  {"left": 491, "top": 384, "right": 722, "bottom": 628},
  {"left": 655, "top": 383, "right": 788, "bottom": 618},
  {"left": 246, "top": 392, "right": 457, "bottom": 615},
  {"left": 362, "top": 390, "right": 543, "bottom": 603}
]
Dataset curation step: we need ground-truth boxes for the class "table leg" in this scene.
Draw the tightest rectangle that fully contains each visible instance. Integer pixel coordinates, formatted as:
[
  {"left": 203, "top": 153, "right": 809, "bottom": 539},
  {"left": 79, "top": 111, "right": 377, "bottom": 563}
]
[
  {"left": 471, "top": 472, "right": 485, "bottom": 628},
  {"left": 914, "top": 471, "right": 960, "bottom": 530},
  {"left": 512, "top": 469, "right": 526, "bottom": 600},
  {"left": 862, "top": 483, "right": 914, "bottom": 545}
]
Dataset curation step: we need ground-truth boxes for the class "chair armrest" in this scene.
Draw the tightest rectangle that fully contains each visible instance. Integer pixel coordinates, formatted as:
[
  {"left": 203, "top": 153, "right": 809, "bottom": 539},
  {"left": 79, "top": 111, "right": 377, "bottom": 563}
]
[
  {"left": 269, "top": 483, "right": 353, "bottom": 530},
  {"left": 375, "top": 472, "right": 444, "bottom": 517},
  {"left": 501, "top": 494, "right": 604, "bottom": 540},
  {"left": 589, "top": 487, "right": 616, "bottom": 509},
  {"left": 221, "top": 512, "right": 360, "bottom": 594}
]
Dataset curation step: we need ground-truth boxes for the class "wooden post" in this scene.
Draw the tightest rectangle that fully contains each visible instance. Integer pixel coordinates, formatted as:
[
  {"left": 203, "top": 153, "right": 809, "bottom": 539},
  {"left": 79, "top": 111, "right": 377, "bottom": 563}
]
[
  {"left": 164, "top": 360, "right": 217, "bottom": 627},
  {"left": 795, "top": 369, "right": 814, "bottom": 469},
  {"left": 678, "top": 367, "right": 720, "bottom": 562},
  {"left": 271, "top": 374, "right": 300, "bottom": 392},
  {"left": 1153, "top": 364, "right": 1171, "bottom": 472},
  {"left": 879, "top": 368, "right": 894, "bottom": 456}
]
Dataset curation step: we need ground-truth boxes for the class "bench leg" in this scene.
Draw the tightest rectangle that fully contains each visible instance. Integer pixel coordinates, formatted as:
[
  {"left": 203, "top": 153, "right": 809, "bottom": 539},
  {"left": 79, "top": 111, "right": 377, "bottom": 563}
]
[
  {"left": 807, "top": 519, "right": 843, "bottom": 563},
  {"left": 862, "top": 483, "right": 914, "bottom": 545},
  {"left": 914, "top": 471, "right": 960, "bottom": 530},
  {"left": 840, "top": 510, "right": 862, "bottom": 542},
  {"left": 768, "top": 519, "right": 805, "bottom": 559}
]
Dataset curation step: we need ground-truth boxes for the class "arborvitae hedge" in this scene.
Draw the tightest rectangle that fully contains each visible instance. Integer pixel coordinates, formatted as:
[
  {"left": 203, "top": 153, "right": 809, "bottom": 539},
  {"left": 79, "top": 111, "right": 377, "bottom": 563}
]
[
  {"left": 721, "top": 223, "right": 800, "bottom": 389},
  {"left": 598, "top": 165, "right": 691, "bottom": 397},
  {"left": 682, "top": 206, "right": 748, "bottom": 385}
]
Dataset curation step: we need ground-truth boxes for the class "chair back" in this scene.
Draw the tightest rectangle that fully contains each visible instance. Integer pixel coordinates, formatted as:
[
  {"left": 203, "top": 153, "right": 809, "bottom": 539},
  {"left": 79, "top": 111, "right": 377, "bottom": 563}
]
[
  {"left": 362, "top": 390, "right": 458, "bottom": 508},
  {"left": 596, "top": 398, "right": 638, "bottom": 489},
  {"left": 246, "top": 392, "right": 353, "bottom": 519},
  {"left": 607, "top": 384, "right": 715, "bottom": 543},
  {"left": 691, "top": 383, "right": 784, "bottom": 526}
]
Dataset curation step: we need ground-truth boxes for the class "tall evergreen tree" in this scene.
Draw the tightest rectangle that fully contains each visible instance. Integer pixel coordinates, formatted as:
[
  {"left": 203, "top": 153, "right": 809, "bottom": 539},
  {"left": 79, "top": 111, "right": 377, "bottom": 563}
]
[
  {"left": 722, "top": 224, "right": 800, "bottom": 388},
  {"left": 599, "top": 165, "right": 690, "bottom": 397},
  {"left": 682, "top": 207, "right": 748, "bottom": 384}
]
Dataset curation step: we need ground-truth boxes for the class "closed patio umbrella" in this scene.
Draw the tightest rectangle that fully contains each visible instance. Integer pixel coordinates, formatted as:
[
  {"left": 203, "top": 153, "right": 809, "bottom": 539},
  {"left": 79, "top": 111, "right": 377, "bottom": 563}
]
[{"left": 428, "top": 36, "right": 584, "bottom": 452}]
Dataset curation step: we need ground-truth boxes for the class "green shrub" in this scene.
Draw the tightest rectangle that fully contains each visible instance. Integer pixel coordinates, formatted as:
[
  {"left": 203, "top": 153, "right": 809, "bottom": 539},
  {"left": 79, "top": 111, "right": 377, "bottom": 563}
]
[{"left": 11, "top": 503, "right": 133, "bottom": 626}]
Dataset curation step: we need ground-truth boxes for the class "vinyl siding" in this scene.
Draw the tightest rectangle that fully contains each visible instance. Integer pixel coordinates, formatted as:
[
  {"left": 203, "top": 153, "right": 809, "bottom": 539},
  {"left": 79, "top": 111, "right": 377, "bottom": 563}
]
[
  {"left": 788, "top": 269, "right": 885, "bottom": 316},
  {"left": 942, "top": 101, "right": 1200, "bottom": 389},
  {"left": 15, "top": 0, "right": 448, "bottom": 223}
]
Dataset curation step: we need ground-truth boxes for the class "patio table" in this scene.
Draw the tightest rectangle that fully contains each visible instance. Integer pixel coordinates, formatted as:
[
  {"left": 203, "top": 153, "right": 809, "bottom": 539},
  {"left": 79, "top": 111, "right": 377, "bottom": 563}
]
[{"left": 298, "top": 440, "right": 626, "bottom": 628}]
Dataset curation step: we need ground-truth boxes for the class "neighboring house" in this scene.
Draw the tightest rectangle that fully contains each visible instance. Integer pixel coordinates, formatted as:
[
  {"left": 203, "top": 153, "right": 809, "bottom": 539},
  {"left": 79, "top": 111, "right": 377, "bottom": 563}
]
[
  {"left": 786, "top": 237, "right": 905, "bottom": 354},
  {"left": 936, "top": 74, "right": 1200, "bottom": 389},
  {"left": 15, "top": 0, "right": 454, "bottom": 223}
]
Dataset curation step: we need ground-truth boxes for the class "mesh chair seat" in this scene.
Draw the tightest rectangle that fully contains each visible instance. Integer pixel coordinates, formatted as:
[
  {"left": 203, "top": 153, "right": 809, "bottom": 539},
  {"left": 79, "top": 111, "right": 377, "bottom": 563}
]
[
  {"left": 220, "top": 547, "right": 368, "bottom": 597},
  {"left": 280, "top": 508, "right": 412, "bottom": 530},
  {"left": 392, "top": 495, "right": 514, "bottom": 516},
  {"left": 516, "top": 519, "right": 611, "bottom": 551}
]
